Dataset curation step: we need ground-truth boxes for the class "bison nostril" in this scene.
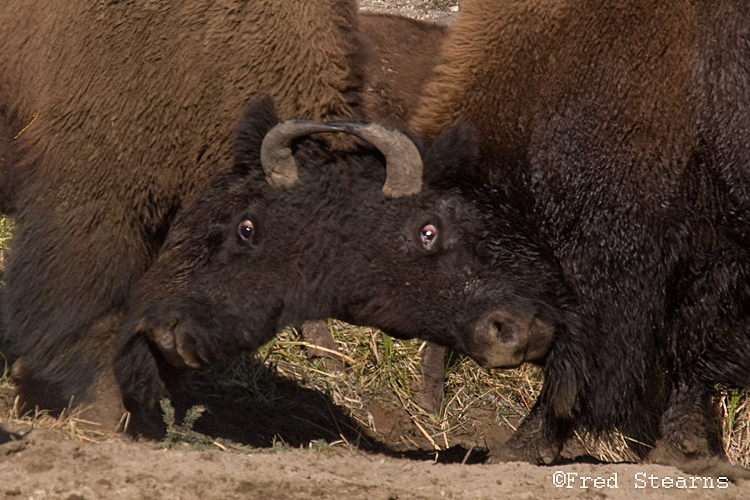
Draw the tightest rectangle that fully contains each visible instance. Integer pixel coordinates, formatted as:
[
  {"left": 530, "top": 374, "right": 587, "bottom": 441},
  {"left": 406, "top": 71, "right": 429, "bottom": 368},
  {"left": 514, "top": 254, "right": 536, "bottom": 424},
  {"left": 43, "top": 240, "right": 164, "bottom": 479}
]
[{"left": 493, "top": 320, "right": 518, "bottom": 345}]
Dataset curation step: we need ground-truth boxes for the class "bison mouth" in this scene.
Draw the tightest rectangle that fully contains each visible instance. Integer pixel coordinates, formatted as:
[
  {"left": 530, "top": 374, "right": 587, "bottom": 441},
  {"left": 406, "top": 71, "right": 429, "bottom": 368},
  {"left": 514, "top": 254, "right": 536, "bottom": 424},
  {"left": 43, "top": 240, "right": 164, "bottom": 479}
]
[
  {"left": 466, "top": 308, "right": 555, "bottom": 369},
  {"left": 128, "top": 298, "right": 284, "bottom": 371}
]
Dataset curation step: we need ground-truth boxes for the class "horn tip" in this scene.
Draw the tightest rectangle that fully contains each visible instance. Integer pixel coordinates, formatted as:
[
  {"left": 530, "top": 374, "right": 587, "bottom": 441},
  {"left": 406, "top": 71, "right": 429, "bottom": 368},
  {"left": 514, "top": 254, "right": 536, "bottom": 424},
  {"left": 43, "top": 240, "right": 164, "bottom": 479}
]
[{"left": 382, "top": 182, "right": 421, "bottom": 199}]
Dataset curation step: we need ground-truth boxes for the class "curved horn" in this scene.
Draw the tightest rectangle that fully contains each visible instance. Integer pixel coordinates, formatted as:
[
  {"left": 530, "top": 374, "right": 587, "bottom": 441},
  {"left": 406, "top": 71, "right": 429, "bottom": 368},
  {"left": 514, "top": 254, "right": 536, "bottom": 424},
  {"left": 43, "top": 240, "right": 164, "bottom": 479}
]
[
  {"left": 260, "top": 121, "right": 346, "bottom": 189},
  {"left": 338, "top": 122, "right": 423, "bottom": 198},
  {"left": 260, "top": 121, "right": 423, "bottom": 197}
]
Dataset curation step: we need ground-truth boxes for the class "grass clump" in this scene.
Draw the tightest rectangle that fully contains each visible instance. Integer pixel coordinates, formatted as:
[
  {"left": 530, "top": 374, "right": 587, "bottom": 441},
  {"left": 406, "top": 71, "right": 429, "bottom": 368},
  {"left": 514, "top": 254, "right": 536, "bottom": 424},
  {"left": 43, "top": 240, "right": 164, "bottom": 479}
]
[
  {"left": 255, "top": 320, "right": 750, "bottom": 465},
  {"left": 721, "top": 389, "right": 750, "bottom": 469},
  {"left": 0, "top": 215, "right": 13, "bottom": 268},
  {"left": 259, "top": 322, "right": 544, "bottom": 456},
  {"left": 2, "top": 395, "right": 110, "bottom": 442}
]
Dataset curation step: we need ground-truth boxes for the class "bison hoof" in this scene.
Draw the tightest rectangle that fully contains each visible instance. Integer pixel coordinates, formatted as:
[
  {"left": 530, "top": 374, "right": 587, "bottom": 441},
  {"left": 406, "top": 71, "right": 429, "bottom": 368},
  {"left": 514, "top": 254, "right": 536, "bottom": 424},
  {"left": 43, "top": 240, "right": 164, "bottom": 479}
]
[
  {"left": 645, "top": 440, "right": 750, "bottom": 481},
  {"left": 488, "top": 430, "right": 562, "bottom": 465},
  {"left": 489, "top": 443, "right": 559, "bottom": 466},
  {"left": 645, "top": 437, "right": 705, "bottom": 465},
  {"left": 647, "top": 451, "right": 750, "bottom": 482}
]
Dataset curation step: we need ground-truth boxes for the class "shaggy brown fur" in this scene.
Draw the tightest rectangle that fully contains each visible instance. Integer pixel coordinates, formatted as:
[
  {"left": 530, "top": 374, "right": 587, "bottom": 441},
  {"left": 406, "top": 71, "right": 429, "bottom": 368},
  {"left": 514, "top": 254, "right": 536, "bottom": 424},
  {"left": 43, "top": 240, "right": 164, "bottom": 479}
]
[
  {"left": 0, "top": 117, "right": 11, "bottom": 213},
  {"left": 411, "top": 0, "right": 750, "bottom": 472},
  {"left": 359, "top": 12, "right": 447, "bottom": 131},
  {"left": 0, "top": 0, "right": 366, "bottom": 425}
]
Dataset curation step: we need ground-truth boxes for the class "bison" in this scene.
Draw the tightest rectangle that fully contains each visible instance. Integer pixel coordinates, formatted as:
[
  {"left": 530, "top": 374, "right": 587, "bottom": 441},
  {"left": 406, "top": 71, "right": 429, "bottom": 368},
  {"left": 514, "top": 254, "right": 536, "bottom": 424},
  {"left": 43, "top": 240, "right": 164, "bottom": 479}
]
[
  {"left": 114, "top": 95, "right": 568, "bottom": 432},
  {"left": 0, "top": 0, "right": 445, "bottom": 427},
  {"left": 408, "top": 0, "right": 750, "bottom": 471},
  {"left": 120, "top": 0, "right": 750, "bottom": 474}
]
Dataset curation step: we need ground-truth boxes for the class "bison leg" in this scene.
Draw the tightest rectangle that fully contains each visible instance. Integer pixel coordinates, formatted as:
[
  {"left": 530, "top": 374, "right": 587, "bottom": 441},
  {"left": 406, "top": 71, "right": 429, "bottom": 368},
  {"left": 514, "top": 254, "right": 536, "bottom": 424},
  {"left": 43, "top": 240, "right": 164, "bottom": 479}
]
[
  {"left": 489, "top": 399, "right": 573, "bottom": 465},
  {"left": 646, "top": 246, "right": 750, "bottom": 478},
  {"left": 648, "top": 377, "right": 722, "bottom": 463},
  {"left": 300, "top": 320, "right": 345, "bottom": 372},
  {"left": 411, "top": 342, "right": 447, "bottom": 414},
  {"left": 11, "top": 313, "right": 128, "bottom": 432},
  {"left": 79, "top": 314, "right": 130, "bottom": 431},
  {"left": 646, "top": 376, "right": 750, "bottom": 479},
  {"left": 3, "top": 207, "right": 154, "bottom": 431}
]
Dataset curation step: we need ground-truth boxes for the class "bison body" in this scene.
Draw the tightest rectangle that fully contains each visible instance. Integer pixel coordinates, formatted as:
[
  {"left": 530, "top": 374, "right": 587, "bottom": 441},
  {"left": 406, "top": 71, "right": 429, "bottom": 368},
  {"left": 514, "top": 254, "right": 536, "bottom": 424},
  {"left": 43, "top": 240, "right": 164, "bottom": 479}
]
[
  {"left": 358, "top": 12, "right": 447, "bottom": 131},
  {"left": 0, "top": 0, "right": 447, "bottom": 424},
  {"left": 410, "top": 0, "right": 750, "bottom": 469}
]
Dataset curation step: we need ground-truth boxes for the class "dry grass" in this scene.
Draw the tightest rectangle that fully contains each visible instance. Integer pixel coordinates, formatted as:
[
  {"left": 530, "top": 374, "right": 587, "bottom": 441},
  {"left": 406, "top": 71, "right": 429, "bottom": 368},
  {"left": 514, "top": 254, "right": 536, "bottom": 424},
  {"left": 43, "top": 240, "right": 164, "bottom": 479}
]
[
  {"left": 721, "top": 390, "right": 750, "bottom": 469},
  {"left": 255, "top": 321, "right": 750, "bottom": 465},
  {"left": 266, "top": 324, "right": 533, "bottom": 446},
  {"left": 259, "top": 322, "right": 625, "bottom": 462},
  {"left": 3, "top": 394, "right": 112, "bottom": 443},
  {"left": 0, "top": 216, "right": 11, "bottom": 269}
]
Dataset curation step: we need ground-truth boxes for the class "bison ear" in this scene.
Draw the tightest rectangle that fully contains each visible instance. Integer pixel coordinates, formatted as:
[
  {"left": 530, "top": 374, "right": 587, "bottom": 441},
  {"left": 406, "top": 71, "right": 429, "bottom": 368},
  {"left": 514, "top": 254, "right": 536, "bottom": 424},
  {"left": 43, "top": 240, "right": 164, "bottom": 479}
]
[
  {"left": 233, "top": 95, "right": 280, "bottom": 176},
  {"left": 421, "top": 121, "right": 482, "bottom": 190}
]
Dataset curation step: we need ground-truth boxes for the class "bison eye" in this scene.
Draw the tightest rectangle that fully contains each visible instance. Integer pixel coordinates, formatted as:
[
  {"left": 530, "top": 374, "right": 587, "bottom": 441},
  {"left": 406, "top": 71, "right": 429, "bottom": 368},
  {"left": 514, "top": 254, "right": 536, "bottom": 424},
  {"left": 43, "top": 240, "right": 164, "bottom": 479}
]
[
  {"left": 420, "top": 223, "right": 438, "bottom": 250},
  {"left": 237, "top": 219, "right": 255, "bottom": 241}
]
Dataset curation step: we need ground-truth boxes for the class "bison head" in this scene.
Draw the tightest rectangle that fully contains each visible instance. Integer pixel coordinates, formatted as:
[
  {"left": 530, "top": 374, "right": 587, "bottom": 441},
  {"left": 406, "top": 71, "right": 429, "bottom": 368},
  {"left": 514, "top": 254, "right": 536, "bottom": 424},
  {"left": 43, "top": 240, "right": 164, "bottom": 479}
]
[{"left": 115, "top": 96, "right": 575, "bottom": 409}]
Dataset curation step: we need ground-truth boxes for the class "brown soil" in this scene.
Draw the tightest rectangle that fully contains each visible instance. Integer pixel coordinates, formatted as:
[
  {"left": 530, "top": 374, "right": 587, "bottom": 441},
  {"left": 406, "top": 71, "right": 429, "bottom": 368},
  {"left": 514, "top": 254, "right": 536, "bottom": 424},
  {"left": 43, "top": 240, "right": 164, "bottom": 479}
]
[
  {"left": 2, "top": 367, "right": 749, "bottom": 500},
  {"left": 2, "top": 422, "right": 748, "bottom": 500}
]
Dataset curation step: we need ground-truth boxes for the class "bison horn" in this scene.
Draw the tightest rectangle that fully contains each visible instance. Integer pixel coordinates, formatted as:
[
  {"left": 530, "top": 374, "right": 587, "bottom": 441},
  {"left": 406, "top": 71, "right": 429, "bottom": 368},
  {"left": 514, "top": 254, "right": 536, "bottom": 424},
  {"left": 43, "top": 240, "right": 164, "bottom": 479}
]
[{"left": 260, "top": 120, "right": 423, "bottom": 198}]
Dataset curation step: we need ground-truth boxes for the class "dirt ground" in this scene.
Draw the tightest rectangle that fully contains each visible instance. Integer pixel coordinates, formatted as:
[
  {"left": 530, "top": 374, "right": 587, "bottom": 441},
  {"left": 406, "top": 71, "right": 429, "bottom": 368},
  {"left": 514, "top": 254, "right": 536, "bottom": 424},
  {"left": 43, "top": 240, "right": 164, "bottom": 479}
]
[
  {"left": 1, "top": 430, "right": 748, "bottom": 500},
  {"left": 1, "top": 400, "right": 749, "bottom": 500},
  {"left": 2, "top": 366, "right": 750, "bottom": 500},
  {"left": 2, "top": 1, "right": 750, "bottom": 499}
]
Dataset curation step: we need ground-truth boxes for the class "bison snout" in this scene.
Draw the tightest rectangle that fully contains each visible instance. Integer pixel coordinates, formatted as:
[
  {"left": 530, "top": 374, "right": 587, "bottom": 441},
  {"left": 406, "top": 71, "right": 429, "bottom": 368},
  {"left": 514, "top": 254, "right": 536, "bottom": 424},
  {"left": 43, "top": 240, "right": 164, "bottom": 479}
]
[
  {"left": 135, "top": 309, "right": 205, "bottom": 370},
  {"left": 491, "top": 317, "right": 522, "bottom": 346},
  {"left": 470, "top": 310, "right": 555, "bottom": 369}
]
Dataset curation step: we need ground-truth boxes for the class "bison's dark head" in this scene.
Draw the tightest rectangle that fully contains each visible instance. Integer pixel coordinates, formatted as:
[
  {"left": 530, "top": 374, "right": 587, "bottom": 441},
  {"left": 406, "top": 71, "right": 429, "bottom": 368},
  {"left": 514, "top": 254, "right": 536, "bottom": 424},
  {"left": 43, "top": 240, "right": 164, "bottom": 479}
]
[{"left": 115, "top": 96, "right": 575, "bottom": 408}]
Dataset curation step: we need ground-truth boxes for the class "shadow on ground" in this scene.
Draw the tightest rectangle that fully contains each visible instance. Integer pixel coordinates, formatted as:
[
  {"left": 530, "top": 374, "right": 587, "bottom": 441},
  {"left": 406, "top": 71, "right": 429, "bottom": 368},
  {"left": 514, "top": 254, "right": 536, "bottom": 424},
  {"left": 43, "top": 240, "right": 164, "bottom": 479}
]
[{"left": 133, "top": 356, "right": 489, "bottom": 464}]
